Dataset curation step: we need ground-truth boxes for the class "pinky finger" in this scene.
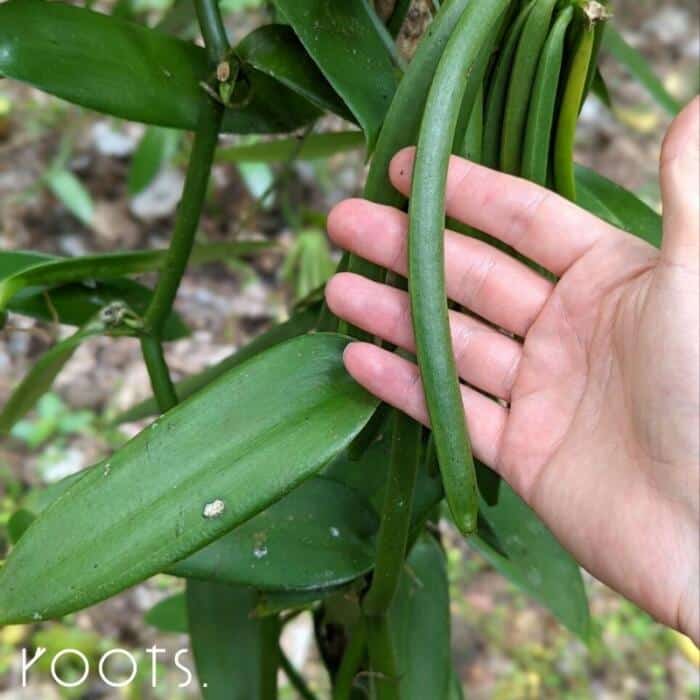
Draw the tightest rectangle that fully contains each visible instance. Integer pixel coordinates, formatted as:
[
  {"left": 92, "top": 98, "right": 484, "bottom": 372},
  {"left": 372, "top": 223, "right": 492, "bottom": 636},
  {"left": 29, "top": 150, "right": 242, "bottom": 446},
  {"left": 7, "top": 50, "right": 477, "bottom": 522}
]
[{"left": 343, "top": 342, "right": 507, "bottom": 468}]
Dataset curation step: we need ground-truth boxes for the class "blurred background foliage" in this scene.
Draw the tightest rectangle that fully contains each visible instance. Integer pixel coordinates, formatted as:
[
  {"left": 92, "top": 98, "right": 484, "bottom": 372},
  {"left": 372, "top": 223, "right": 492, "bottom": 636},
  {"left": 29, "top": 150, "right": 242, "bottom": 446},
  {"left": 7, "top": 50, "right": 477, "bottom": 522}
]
[{"left": 0, "top": 0, "right": 698, "bottom": 697}]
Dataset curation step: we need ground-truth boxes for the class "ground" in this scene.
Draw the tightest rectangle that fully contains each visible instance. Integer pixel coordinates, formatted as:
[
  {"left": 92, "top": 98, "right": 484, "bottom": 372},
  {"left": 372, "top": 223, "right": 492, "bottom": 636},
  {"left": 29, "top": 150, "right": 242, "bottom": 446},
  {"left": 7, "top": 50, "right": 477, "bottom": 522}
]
[{"left": 0, "top": 0, "right": 698, "bottom": 698}]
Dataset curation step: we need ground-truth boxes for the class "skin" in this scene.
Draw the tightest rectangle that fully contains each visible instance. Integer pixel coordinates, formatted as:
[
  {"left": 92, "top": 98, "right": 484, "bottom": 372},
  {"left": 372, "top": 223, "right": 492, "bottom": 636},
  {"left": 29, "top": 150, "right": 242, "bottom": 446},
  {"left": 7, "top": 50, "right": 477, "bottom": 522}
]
[{"left": 325, "top": 97, "right": 700, "bottom": 644}]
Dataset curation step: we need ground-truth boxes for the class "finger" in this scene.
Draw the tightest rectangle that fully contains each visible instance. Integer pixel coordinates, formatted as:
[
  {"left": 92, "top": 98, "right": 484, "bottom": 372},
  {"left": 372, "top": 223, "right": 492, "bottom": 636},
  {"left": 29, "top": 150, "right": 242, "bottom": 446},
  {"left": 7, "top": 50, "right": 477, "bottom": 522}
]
[
  {"left": 327, "top": 199, "right": 552, "bottom": 337},
  {"left": 343, "top": 342, "right": 507, "bottom": 467},
  {"left": 327, "top": 272, "right": 522, "bottom": 400},
  {"left": 659, "top": 96, "right": 700, "bottom": 270},
  {"left": 389, "top": 148, "right": 622, "bottom": 276}
]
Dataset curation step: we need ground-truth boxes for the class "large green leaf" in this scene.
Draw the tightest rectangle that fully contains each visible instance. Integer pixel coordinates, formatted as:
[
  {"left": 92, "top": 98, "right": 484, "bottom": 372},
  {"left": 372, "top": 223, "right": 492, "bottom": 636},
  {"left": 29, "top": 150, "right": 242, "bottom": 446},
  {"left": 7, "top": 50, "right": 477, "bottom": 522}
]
[
  {"left": 0, "top": 0, "right": 318, "bottom": 133},
  {"left": 603, "top": 25, "right": 681, "bottom": 116},
  {"left": 168, "top": 477, "right": 378, "bottom": 590},
  {"left": 187, "top": 581, "right": 267, "bottom": 700},
  {"left": 389, "top": 535, "right": 452, "bottom": 700},
  {"left": 575, "top": 164, "right": 662, "bottom": 247},
  {"left": 216, "top": 131, "right": 365, "bottom": 164},
  {"left": 14, "top": 464, "right": 378, "bottom": 592},
  {"left": 0, "top": 242, "right": 268, "bottom": 317},
  {"left": 273, "top": 0, "right": 401, "bottom": 149},
  {"left": 471, "top": 464, "right": 590, "bottom": 640},
  {"left": 236, "top": 24, "right": 354, "bottom": 122},
  {"left": 1, "top": 251, "right": 188, "bottom": 340},
  {"left": 115, "top": 307, "right": 319, "bottom": 422},
  {"left": 0, "top": 333, "right": 377, "bottom": 624}
]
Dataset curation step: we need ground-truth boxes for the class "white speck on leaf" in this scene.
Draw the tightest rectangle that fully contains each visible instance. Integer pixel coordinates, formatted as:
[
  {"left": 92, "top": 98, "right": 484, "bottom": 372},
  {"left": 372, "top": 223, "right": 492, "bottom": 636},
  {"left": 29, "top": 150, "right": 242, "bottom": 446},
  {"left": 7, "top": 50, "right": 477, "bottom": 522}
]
[
  {"left": 253, "top": 545, "right": 268, "bottom": 559},
  {"left": 329, "top": 527, "right": 340, "bottom": 538},
  {"left": 203, "top": 499, "right": 225, "bottom": 519},
  {"left": 32, "top": 612, "right": 42, "bottom": 621}
]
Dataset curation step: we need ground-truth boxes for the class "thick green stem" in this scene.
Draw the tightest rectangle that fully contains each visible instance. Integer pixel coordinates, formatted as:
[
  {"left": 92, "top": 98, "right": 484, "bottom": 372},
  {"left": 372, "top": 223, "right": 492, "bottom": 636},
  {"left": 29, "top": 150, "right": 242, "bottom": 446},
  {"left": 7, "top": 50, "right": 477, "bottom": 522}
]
[
  {"left": 261, "top": 617, "right": 280, "bottom": 700},
  {"left": 333, "top": 620, "right": 367, "bottom": 700},
  {"left": 360, "top": 411, "right": 421, "bottom": 700},
  {"left": 363, "top": 411, "right": 420, "bottom": 616},
  {"left": 141, "top": 79, "right": 223, "bottom": 407},
  {"left": 143, "top": 98, "right": 223, "bottom": 338},
  {"left": 140, "top": 335, "right": 178, "bottom": 412},
  {"left": 366, "top": 615, "right": 399, "bottom": 700},
  {"left": 194, "top": 0, "right": 230, "bottom": 61},
  {"left": 141, "top": 0, "right": 227, "bottom": 399}
]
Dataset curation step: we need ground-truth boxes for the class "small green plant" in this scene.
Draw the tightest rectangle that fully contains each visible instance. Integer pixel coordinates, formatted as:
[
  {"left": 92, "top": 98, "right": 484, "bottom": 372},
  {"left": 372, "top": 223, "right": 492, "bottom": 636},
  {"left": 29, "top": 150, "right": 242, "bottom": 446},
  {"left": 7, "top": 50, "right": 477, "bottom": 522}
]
[{"left": 0, "top": 0, "right": 680, "bottom": 697}]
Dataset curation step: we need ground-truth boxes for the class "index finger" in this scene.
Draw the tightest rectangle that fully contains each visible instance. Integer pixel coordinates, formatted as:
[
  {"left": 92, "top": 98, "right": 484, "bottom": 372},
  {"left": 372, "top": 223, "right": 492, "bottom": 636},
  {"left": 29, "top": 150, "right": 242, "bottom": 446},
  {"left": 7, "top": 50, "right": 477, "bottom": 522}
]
[{"left": 390, "top": 148, "right": 623, "bottom": 276}]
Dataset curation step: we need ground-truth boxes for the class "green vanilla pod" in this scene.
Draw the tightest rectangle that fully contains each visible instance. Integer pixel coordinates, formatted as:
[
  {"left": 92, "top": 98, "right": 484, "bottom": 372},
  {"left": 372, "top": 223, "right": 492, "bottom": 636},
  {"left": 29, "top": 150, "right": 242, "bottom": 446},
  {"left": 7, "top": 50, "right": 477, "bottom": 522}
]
[
  {"left": 500, "top": 0, "right": 559, "bottom": 175},
  {"left": 521, "top": 6, "right": 575, "bottom": 186},
  {"left": 554, "top": 5, "right": 601, "bottom": 200},
  {"left": 482, "top": 0, "right": 535, "bottom": 169},
  {"left": 460, "top": 84, "right": 484, "bottom": 162},
  {"left": 335, "top": 0, "right": 476, "bottom": 338},
  {"left": 408, "top": 0, "right": 512, "bottom": 535}
]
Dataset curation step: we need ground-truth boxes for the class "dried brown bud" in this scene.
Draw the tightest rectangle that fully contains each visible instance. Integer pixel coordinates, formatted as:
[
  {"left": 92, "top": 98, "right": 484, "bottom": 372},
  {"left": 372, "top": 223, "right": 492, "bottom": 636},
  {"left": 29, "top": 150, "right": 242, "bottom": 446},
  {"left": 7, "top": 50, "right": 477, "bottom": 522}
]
[{"left": 216, "top": 61, "right": 231, "bottom": 83}]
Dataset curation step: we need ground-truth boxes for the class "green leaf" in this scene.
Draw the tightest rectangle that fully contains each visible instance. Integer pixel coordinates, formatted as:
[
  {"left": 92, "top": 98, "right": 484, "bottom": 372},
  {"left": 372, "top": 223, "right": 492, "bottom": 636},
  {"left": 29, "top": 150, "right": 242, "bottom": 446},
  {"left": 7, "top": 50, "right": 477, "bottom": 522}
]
[
  {"left": 0, "top": 321, "right": 109, "bottom": 436},
  {"left": 236, "top": 24, "right": 354, "bottom": 122},
  {"left": 18, "top": 469, "right": 377, "bottom": 592},
  {"left": 448, "top": 670, "right": 465, "bottom": 700},
  {"left": 187, "top": 581, "right": 268, "bottom": 700},
  {"left": 6, "top": 509, "right": 36, "bottom": 546},
  {"left": 0, "top": 251, "right": 189, "bottom": 340},
  {"left": 168, "top": 477, "right": 378, "bottom": 590},
  {"left": 114, "top": 307, "right": 319, "bottom": 422},
  {"left": 144, "top": 592, "right": 188, "bottom": 634},
  {"left": 603, "top": 25, "right": 681, "bottom": 116},
  {"left": 470, "top": 464, "right": 591, "bottom": 640},
  {"left": 282, "top": 230, "right": 335, "bottom": 302},
  {"left": 273, "top": 0, "right": 401, "bottom": 149},
  {"left": 217, "top": 130, "right": 365, "bottom": 164},
  {"left": 591, "top": 68, "right": 612, "bottom": 110},
  {"left": 0, "top": 333, "right": 378, "bottom": 624},
  {"left": 0, "top": 242, "right": 270, "bottom": 312},
  {"left": 44, "top": 169, "right": 94, "bottom": 226},
  {"left": 128, "top": 127, "right": 180, "bottom": 195},
  {"left": 575, "top": 164, "right": 662, "bottom": 247},
  {"left": 0, "top": 0, "right": 318, "bottom": 133},
  {"left": 389, "top": 535, "right": 451, "bottom": 699}
]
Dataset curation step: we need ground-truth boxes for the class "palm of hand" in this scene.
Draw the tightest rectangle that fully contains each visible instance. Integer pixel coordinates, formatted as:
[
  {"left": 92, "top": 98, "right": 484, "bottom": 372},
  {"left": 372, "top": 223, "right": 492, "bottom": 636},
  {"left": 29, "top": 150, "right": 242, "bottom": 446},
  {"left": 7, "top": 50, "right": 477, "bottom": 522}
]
[
  {"left": 326, "top": 98, "right": 699, "bottom": 641},
  {"left": 507, "top": 237, "right": 698, "bottom": 637}
]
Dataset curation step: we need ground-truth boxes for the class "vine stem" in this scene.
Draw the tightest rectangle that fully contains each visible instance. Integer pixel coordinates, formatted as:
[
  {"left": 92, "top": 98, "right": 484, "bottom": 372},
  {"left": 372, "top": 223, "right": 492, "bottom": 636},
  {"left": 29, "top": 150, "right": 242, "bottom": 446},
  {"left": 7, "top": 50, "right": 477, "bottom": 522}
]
[
  {"left": 140, "top": 1, "right": 225, "bottom": 413},
  {"left": 366, "top": 615, "right": 400, "bottom": 700},
  {"left": 140, "top": 335, "right": 178, "bottom": 411},
  {"left": 361, "top": 410, "right": 421, "bottom": 700},
  {"left": 261, "top": 617, "right": 281, "bottom": 700},
  {"left": 194, "top": 0, "right": 230, "bottom": 62},
  {"left": 279, "top": 645, "right": 319, "bottom": 700},
  {"left": 333, "top": 619, "right": 367, "bottom": 700}
]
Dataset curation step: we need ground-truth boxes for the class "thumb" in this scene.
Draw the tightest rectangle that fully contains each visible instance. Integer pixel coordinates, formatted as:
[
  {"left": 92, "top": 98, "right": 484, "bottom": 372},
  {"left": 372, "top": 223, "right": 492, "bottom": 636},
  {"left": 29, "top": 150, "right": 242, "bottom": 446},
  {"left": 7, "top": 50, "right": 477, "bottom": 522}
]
[{"left": 659, "top": 96, "right": 700, "bottom": 269}]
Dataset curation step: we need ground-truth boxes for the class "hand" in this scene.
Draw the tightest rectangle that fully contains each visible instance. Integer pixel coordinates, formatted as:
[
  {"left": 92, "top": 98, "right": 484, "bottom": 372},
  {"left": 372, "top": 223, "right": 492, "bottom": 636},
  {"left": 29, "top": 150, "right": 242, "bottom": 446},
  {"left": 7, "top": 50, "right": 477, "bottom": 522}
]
[{"left": 325, "top": 98, "right": 700, "bottom": 643}]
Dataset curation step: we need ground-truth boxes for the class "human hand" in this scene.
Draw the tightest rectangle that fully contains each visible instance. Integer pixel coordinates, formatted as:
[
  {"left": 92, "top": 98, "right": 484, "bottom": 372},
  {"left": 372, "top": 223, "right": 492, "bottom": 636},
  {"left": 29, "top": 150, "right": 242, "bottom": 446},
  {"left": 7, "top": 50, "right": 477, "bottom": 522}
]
[{"left": 325, "top": 98, "right": 700, "bottom": 643}]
